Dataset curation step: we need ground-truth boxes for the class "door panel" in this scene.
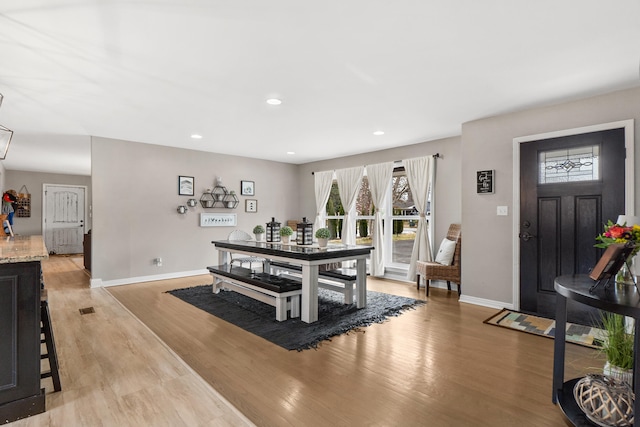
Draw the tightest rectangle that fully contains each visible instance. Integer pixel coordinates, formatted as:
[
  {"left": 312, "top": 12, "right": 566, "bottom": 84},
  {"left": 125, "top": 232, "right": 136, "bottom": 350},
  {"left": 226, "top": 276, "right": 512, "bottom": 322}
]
[
  {"left": 44, "top": 185, "right": 85, "bottom": 254},
  {"left": 520, "top": 128, "right": 625, "bottom": 324}
]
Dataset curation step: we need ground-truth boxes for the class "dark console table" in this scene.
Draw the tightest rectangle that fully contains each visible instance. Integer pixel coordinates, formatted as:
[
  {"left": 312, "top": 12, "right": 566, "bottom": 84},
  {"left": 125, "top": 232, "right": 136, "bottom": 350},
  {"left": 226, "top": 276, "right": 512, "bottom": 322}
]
[
  {"left": 553, "top": 274, "right": 640, "bottom": 426},
  {"left": 0, "top": 236, "right": 49, "bottom": 423}
]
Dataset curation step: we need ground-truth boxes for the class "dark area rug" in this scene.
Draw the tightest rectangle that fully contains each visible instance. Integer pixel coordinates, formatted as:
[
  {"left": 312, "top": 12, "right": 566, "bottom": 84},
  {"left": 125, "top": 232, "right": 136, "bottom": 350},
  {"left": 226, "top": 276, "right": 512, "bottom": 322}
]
[{"left": 167, "top": 284, "right": 425, "bottom": 351}]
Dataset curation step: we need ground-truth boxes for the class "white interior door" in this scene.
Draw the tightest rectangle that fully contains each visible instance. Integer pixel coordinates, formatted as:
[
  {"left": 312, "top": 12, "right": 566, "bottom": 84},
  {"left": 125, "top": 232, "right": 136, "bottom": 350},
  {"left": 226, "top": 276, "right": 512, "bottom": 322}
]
[{"left": 44, "top": 184, "right": 86, "bottom": 254}]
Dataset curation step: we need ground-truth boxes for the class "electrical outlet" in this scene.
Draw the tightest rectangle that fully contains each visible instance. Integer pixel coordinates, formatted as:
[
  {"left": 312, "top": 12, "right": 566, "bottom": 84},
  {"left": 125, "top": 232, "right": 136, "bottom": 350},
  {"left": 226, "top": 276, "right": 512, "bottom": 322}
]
[
  {"left": 497, "top": 206, "right": 508, "bottom": 216},
  {"left": 154, "top": 257, "right": 163, "bottom": 267}
]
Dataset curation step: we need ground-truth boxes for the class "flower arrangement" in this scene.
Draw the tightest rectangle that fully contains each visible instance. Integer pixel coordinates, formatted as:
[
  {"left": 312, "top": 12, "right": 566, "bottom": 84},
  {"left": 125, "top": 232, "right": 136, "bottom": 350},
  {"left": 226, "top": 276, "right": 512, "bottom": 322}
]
[
  {"left": 595, "top": 220, "right": 640, "bottom": 258},
  {"left": 253, "top": 225, "right": 265, "bottom": 234},
  {"left": 279, "top": 226, "right": 293, "bottom": 236},
  {"left": 315, "top": 228, "right": 331, "bottom": 239}
]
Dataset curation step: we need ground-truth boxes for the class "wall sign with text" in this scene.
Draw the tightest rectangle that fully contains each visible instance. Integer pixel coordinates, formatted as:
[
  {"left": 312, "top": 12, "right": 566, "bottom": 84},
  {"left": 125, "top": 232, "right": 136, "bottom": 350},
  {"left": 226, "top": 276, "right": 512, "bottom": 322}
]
[{"left": 476, "top": 170, "right": 495, "bottom": 194}]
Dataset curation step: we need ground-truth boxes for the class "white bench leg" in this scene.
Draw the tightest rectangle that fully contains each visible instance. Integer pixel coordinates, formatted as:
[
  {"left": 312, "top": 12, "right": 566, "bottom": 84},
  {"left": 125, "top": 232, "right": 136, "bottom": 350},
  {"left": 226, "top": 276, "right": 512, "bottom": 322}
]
[
  {"left": 211, "top": 274, "right": 223, "bottom": 294},
  {"left": 275, "top": 296, "right": 287, "bottom": 321},
  {"left": 290, "top": 295, "right": 300, "bottom": 318}
]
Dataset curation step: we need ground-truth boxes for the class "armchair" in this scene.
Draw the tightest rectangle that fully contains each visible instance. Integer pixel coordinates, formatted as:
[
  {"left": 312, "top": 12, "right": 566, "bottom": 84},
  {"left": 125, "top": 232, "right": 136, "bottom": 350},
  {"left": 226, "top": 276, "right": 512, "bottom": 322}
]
[{"left": 416, "top": 223, "right": 461, "bottom": 297}]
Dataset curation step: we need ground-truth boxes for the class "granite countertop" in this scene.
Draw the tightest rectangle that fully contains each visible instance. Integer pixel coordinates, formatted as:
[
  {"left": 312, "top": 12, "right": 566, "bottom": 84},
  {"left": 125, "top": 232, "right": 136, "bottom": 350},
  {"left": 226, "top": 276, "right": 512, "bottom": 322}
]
[{"left": 0, "top": 235, "right": 49, "bottom": 264}]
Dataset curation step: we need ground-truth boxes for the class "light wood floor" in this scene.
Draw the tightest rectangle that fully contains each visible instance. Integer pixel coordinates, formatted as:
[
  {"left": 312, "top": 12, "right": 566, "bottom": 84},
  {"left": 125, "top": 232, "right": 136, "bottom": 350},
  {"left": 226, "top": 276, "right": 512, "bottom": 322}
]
[
  {"left": 10, "top": 256, "right": 252, "bottom": 427},
  {"left": 23, "top": 255, "right": 602, "bottom": 426}
]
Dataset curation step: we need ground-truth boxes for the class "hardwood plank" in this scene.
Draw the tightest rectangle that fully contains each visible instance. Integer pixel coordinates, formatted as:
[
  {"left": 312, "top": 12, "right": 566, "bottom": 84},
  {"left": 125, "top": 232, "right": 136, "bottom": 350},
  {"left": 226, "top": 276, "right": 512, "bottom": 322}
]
[
  {"left": 20, "top": 255, "right": 602, "bottom": 426},
  {"left": 108, "top": 269, "right": 602, "bottom": 426},
  {"left": 10, "top": 255, "right": 252, "bottom": 427}
]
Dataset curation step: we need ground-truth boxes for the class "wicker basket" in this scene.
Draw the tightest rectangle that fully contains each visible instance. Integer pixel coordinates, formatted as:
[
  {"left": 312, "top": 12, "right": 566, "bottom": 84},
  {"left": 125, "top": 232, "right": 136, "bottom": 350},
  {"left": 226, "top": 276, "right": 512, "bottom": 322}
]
[{"left": 574, "top": 374, "right": 634, "bottom": 427}]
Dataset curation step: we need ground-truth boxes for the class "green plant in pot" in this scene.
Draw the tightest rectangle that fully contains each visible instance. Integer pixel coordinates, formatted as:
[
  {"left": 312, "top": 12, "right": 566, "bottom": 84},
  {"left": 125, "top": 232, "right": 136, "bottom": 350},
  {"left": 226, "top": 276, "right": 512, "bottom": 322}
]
[
  {"left": 315, "top": 227, "right": 331, "bottom": 248},
  {"left": 279, "top": 226, "right": 293, "bottom": 244},
  {"left": 599, "top": 311, "right": 634, "bottom": 385},
  {"left": 253, "top": 225, "right": 265, "bottom": 242}
]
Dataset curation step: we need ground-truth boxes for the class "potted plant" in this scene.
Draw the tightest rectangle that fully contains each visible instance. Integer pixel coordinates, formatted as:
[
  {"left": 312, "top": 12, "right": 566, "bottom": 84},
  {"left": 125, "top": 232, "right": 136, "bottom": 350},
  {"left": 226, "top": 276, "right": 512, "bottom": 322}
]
[
  {"left": 279, "top": 226, "right": 293, "bottom": 244},
  {"left": 599, "top": 311, "right": 634, "bottom": 385},
  {"left": 315, "top": 227, "right": 331, "bottom": 248},
  {"left": 253, "top": 225, "right": 265, "bottom": 241}
]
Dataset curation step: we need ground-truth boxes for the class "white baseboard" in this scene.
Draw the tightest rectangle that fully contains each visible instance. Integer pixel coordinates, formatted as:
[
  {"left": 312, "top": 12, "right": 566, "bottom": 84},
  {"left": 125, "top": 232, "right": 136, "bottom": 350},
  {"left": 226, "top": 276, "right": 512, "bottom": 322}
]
[
  {"left": 458, "top": 294, "right": 514, "bottom": 310},
  {"left": 91, "top": 269, "right": 209, "bottom": 288}
]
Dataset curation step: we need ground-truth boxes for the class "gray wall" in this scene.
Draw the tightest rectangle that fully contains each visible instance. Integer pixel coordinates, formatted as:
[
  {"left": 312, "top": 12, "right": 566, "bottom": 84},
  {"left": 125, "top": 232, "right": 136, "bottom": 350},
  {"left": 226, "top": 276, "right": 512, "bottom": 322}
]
[
  {"left": 91, "top": 137, "right": 299, "bottom": 284},
  {"left": 297, "top": 136, "right": 462, "bottom": 251},
  {"left": 5, "top": 170, "right": 92, "bottom": 235},
  {"left": 461, "top": 86, "right": 640, "bottom": 307}
]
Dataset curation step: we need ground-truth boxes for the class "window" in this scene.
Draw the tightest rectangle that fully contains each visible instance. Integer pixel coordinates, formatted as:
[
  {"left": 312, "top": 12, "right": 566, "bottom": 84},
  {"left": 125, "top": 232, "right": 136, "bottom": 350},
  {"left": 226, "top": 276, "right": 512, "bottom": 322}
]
[
  {"left": 323, "top": 163, "right": 429, "bottom": 272},
  {"left": 387, "top": 167, "right": 425, "bottom": 266},
  {"left": 538, "top": 145, "right": 600, "bottom": 184}
]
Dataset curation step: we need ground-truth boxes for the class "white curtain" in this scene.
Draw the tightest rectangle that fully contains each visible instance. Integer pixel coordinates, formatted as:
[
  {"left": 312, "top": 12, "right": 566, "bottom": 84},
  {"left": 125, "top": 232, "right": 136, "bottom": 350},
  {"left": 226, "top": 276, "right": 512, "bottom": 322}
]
[
  {"left": 335, "top": 166, "right": 364, "bottom": 246},
  {"left": 405, "top": 156, "right": 433, "bottom": 280},
  {"left": 313, "top": 170, "right": 334, "bottom": 236},
  {"left": 366, "top": 162, "right": 394, "bottom": 277}
]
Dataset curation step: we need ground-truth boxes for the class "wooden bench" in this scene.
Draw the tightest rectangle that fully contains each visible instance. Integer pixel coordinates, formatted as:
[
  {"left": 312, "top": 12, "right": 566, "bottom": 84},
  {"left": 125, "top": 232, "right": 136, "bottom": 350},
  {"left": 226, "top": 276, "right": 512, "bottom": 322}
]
[
  {"left": 269, "top": 261, "right": 357, "bottom": 304},
  {"left": 207, "top": 265, "right": 302, "bottom": 321}
]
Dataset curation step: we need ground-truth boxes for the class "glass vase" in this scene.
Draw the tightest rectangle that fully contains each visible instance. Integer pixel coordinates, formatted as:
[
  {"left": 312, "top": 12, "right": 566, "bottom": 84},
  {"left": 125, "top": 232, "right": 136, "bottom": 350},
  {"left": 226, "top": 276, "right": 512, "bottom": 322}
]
[{"left": 615, "top": 260, "right": 636, "bottom": 286}]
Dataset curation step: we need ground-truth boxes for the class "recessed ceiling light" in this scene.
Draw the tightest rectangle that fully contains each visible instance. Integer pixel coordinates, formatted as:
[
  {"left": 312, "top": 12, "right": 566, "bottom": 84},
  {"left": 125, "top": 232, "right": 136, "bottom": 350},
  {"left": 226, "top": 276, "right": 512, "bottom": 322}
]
[
  {"left": 287, "top": 151, "right": 295, "bottom": 155},
  {"left": 191, "top": 134, "right": 203, "bottom": 139},
  {"left": 373, "top": 131, "right": 385, "bottom": 136},
  {"left": 266, "top": 98, "right": 282, "bottom": 105}
]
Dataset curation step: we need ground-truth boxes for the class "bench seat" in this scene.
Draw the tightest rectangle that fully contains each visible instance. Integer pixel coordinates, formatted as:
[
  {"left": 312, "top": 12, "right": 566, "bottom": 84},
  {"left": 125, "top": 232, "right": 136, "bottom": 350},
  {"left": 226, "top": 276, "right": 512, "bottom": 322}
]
[
  {"left": 207, "top": 264, "right": 302, "bottom": 321},
  {"left": 269, "top": 261, "right": 357, "bottom": 304}
]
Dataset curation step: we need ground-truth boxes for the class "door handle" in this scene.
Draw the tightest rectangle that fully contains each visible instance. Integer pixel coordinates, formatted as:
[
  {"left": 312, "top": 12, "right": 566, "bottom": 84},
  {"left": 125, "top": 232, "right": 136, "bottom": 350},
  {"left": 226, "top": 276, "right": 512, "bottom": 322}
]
[{"left": 519, "top": 231, "right": 536, "bottom": 241}]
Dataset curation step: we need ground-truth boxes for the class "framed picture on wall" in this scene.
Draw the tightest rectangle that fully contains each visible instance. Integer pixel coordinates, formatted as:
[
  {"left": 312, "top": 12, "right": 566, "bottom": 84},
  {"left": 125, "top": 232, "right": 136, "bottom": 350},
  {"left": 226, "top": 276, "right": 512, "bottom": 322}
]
[
  {"left": 476, "top": 170, "right": 494, "bottom": 194},
  {"left": 245, "top": 199, "right": 257, "bottom": 213},
  {"left": 241, "top": 180, "right": 255, "bottom": 196},
  {"left": 178, "top": 176, "right": 194, "bottom": 196}
]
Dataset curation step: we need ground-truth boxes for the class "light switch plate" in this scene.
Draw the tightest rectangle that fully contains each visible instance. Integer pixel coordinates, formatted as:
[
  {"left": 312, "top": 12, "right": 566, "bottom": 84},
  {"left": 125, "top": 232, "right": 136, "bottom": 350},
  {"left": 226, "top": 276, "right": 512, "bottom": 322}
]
[{"left": 497, "top": 206, "right": 508, "bottom": 216}]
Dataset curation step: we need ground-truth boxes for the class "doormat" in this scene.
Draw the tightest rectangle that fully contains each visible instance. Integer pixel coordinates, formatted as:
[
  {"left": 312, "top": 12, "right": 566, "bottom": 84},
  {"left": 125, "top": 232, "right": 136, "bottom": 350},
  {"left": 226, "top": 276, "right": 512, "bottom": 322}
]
[{"left": 483, "top": 308, "right": 605, "bottom": 350}]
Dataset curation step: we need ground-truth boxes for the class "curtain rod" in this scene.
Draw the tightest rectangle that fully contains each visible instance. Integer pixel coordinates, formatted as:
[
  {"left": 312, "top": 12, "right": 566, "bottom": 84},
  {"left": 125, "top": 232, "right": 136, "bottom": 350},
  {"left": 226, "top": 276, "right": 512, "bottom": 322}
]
[{"left": 311, "top": 153, "right": 440, "bottom": 174}]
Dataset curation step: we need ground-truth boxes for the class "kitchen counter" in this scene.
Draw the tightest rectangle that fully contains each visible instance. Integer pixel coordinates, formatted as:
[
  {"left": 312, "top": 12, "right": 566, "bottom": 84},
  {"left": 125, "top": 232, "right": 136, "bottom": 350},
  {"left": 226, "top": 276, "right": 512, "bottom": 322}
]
[{"left": 0, "top": 235, "right": 49, "bottom": 264}]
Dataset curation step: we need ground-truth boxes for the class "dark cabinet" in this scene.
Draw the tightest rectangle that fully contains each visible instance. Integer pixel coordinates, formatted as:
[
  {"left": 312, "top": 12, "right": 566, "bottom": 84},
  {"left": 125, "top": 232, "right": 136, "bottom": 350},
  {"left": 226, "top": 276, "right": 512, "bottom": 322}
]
[
  {"left": 83, "top": 233, "right": 91, "bottom": 271},
  {"left": 0, "top": 261, "right": 45, "bottom": 422}
]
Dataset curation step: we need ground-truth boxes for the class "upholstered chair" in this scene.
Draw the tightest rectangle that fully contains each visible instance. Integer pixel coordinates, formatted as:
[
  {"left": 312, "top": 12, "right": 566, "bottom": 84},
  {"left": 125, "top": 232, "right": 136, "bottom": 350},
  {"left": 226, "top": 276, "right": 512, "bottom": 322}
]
[{"left": 416, "top": 224, "right": 461, "bottom": 297}]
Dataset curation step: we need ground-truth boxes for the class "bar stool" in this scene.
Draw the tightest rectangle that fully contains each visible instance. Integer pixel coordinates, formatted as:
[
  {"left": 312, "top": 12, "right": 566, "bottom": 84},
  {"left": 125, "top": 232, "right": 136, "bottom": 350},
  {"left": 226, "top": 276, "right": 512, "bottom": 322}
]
[{"left": 40, "top": 289, "right": 61, "bottom": 392}]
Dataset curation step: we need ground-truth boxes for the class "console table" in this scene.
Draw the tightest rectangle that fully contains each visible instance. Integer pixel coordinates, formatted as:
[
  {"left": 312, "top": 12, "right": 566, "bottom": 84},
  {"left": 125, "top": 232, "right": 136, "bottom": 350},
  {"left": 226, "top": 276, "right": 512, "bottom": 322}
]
[
  {"left": 553, "top": 274, "right": 640, "bottom": 426},
  {"left": 0, "top": 236, "right": 49, "bottom": 423}
]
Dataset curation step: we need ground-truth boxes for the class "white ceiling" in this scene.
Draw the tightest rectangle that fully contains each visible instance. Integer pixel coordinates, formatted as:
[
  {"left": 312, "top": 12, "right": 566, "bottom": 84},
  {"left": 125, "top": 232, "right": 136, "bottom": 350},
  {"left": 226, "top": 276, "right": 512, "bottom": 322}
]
[{"left": 1, "top": 1, "right": 639, "bottom": 176}]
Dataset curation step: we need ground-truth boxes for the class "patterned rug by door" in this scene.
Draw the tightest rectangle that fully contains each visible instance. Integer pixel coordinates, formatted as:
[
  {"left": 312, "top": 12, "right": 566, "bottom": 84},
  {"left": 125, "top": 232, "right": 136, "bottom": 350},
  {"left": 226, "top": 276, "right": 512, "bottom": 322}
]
[{"left": 483, "top": 308, "right": 605, "bottom": 349}]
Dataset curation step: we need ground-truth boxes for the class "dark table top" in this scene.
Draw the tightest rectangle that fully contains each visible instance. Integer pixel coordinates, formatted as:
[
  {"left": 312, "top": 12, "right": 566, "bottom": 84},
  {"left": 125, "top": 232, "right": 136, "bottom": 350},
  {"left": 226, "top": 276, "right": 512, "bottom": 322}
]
[
  {"left": 212, "top": 239, "right": 373, "bottom": 262},
  {"left": 554, "top": 274, "right": 640, "bottom": 317}
]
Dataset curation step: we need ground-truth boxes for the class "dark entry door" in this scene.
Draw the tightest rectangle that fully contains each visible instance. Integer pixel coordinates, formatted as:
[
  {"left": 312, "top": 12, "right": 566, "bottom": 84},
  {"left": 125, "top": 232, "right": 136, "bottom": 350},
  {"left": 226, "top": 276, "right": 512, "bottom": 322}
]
[{"left": 520, "top": 128, "right": 625, "bottom": 325}]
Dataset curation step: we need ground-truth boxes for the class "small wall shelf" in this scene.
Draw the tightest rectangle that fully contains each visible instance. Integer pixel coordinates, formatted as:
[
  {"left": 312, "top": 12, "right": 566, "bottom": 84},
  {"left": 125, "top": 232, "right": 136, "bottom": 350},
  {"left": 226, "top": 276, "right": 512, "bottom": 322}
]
[{"left": 200, "top": 186, "right": 238, "bottom": 209}]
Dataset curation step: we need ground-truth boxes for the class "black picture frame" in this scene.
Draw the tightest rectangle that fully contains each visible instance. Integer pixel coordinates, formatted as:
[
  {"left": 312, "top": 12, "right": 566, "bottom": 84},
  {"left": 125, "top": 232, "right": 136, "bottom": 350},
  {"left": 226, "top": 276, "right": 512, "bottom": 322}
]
[
  {"left": 476, "top": 170, "right": 494, "bottom": 194},
  {"left": 241, "top": 180, "right": 255, "bottom": 196},
  {"left": 178, "top": 176, "right": 194, "bottom": 196}
]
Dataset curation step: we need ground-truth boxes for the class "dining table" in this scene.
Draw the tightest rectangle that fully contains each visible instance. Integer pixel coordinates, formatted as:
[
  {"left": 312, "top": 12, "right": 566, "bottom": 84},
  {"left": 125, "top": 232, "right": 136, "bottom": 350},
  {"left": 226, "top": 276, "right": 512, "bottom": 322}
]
[{"left": 211, "top": 239, "right": 373, "bottom": 323}]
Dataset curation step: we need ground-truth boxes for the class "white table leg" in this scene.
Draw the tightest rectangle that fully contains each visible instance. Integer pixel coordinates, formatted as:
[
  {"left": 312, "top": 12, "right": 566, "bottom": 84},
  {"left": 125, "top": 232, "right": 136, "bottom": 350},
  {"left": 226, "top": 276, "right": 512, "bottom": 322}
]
[
  {"left": 356, "top": 258, "right": 367, "bottom": 308},
  {"left": 218, "top": 249, "right": 229, "bottom": 266},
  {"left": 301, "top": 265, "right": 319, "bottom": 323}
]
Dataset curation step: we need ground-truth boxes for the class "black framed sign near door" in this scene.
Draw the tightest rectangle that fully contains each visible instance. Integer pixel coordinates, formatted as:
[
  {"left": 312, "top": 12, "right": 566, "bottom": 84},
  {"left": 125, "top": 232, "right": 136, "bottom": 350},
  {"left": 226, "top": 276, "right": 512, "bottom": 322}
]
[{"left": 519, "top": 127, "right": 627, "bottom": 325}]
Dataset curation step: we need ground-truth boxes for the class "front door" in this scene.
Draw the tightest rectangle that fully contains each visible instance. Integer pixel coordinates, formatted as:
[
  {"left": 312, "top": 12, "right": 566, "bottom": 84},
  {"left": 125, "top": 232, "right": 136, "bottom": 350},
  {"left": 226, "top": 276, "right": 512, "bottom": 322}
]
[
  {"left": 519, "top": 128, "right": 625, "bottom": 325},
  {"left": 44, "top": 185, "right": 86, "bottom": 254}
]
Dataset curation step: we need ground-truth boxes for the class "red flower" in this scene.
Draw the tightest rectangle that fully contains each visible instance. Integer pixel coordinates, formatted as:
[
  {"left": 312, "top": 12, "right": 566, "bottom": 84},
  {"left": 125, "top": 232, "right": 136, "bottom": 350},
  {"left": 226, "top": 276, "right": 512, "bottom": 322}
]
[{"left": 607, "top": 226, "right": 630, "bottom": 239}]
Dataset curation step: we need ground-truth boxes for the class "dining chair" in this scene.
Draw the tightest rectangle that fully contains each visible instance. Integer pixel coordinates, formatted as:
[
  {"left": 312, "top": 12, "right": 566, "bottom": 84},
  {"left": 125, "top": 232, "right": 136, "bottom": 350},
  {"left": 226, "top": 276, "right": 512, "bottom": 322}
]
[{"left": 227, "top": 229, "right": 266, "bottom": 271}]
